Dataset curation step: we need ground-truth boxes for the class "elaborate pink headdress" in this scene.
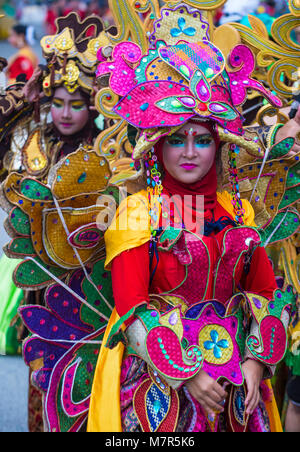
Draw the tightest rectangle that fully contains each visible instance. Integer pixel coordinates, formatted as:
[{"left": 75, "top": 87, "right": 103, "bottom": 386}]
[{"left": 96, "top": 5, "right": 282, "bottom": 160}]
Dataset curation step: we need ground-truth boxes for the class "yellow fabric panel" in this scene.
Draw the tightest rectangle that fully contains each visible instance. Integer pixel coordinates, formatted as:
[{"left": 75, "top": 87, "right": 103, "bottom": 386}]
[
  {"left": 104, "top": 190, "right": 151, "bottom": 269},
  {"left": 264, "top": 379, "right": 283, "bottom": 432},
  {"left": 87, "top": 308, "right": 124, "bottom": 432},
  {"left": 217, "top": 191, "right": 256, "bottom": 227}
]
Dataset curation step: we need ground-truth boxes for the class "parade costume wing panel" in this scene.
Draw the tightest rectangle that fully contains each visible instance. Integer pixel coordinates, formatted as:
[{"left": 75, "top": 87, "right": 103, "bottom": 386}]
[{"left": 1, "top": 148, "right": 119, "bottom": 432}]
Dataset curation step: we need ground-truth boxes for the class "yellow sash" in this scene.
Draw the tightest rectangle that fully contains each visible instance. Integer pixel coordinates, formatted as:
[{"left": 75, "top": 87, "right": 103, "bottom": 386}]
[{"left": 87, "top": 308, "right": 124, "bottom": 432}]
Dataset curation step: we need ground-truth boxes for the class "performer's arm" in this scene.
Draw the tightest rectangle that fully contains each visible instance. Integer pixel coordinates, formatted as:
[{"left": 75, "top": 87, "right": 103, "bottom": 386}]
[{"left": 110, "top": 242, "right": 150, "bottom": 318}]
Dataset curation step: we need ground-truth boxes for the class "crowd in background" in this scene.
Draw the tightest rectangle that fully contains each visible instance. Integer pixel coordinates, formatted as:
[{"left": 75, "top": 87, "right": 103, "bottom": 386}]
[
  {"left": 0, "top": 0, "right": 114, "bottom": 83},
  {"left": 0, "top": 0, "right": 113, "bottom": 33},
  {"left": 0, "top": 0, "right": 292, "bottom": 35},
  {"left": 0, "top": 0, "right": 295, "bottom": 85},
  {"left": 44, "top": 0, "right": 113, "bottom": 33}
]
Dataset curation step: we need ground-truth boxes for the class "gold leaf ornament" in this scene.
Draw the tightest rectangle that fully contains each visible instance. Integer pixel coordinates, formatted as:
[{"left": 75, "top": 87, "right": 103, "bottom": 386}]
[
  {"left": 22, "top": 130, "right": 48, "bottom": 176},
  {"left": 41, "top": 29, "right": 75, "bottom": 57},
  {"left": 62, "top": 61, "right": 80, "bottom": 86},
  {"left": 247, "top": 14, "right": 269, "bottom": 40}
]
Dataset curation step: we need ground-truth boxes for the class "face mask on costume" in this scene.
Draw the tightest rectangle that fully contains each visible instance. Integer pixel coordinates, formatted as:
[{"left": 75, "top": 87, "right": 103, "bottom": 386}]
[{"left": 50, "top": 86, "right": 90, "bottom": 137}]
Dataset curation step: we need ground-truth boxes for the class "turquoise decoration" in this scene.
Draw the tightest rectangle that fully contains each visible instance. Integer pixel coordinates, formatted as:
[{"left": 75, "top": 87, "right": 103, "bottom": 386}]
[
  {"left": 157, "top": 336, "right": 202, "bottom": 371},
  {"left": 140, "top": 103, "right": 149, "bottom": 111},
  {"left": 134, "top": 41, "right": 165, "bottom": 85},
  {"left": 153, "top": 399, "right": 161, "bottom": 414},
  {"left": 77, "top": 172, "right": 87, "bottom": 184},
  {"left": 149, "top": 5, "right": 210, "bottom": 47},
  {"left": 204, "top": 330, "right": 229, "bottom": 359},
  {"left": 158, "top": 227, "right": 183, "bottom": 251},
  {"left": 94, "top": 114, "right": 104, "bottom": 130},
  {"left": 170, "top": 17, "right": 196, "bottom": 38},
  {"left": 190, "top": 70, "right": 211, "bottom": 102},
  {"left": 135, "top": 304, "right": 161, "bottom": 330}
]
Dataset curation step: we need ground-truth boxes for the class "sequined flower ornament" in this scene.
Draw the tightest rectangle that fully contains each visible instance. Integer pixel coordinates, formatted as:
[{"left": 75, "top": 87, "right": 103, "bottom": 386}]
[
  {"left": 170, "top": 17, "right": 197, "bottom": 38},
  {"left": 204, "top": 329, "right": 229, "bottom": 359}
]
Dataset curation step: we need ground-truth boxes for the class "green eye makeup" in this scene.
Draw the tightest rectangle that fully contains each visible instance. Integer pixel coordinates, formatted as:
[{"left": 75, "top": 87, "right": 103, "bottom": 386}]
[
  {"left": 166, "top": 133, "right": 213, "bottom": 148},
  {"left": 71, "top": 102, "right": 87, "bottom": 111},
  {"left": 51, "top": 99, "right": 87, "bottom": 111},
  {"left": 195, "top": 134, "right": 213, "bottom": 147},
  {"left": 166, "top": 136, "right": 185, "bottom": 147},
  {"left": 52, "top": 99, "right": 63, "bottom": 109}
]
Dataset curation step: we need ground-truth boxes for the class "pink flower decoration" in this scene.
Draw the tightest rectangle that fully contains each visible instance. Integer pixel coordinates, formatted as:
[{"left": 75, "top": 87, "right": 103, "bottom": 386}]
[
  {"left": 227, "top": 45, "right": 282, "bottom": 108},
  {"left": 182, "top": 304, "right": 244, "bottom": 385},
  {"left": 96, "top": 42, "right": 142, "bottom": 97}
]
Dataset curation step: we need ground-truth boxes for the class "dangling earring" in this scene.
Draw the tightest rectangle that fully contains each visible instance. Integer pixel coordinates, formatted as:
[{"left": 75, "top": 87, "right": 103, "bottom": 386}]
[
  {"left": 228, "top": 143, "right": 245, "bottom": 225},
  {"left": 144, "top": 147, "right": 163, "bottom": 238}
]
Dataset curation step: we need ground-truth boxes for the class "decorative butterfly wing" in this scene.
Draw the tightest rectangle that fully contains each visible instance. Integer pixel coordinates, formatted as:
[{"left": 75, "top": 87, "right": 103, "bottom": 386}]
[
  {"left": 20, "top": 260, "right": 114, "bottom": 432},
  {"left": 0, "top": 149, "right": 120, "bottom": 432}
]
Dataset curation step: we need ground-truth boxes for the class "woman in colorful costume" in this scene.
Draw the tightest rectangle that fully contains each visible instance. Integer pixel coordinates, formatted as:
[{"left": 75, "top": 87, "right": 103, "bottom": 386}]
[
  {"left": 0, "top": 12, "right": 118, "bottom": 431},
  {"left": 4, "top": 1, "right": 299, "bottom": 433},
  {"left": 6, "top": 24, "right": 38, "bottom": 84},
  {"left": 87, "top": 3, "right": 300, "bottom": 433}
]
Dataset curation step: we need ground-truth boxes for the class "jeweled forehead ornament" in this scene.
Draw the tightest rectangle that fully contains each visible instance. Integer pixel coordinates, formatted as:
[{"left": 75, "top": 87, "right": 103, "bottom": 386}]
[{"left": 183, "top": 128, "right": 195, "bottom": 136}]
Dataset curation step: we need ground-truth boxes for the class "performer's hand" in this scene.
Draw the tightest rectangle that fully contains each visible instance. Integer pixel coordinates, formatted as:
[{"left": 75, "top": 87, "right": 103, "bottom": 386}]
[
  {"left": 242, "top": 359, "right": 265, "bottom": 415},
  {"left": 274, "top": 106, "right": 300, "bottom": 155},
  {"left": 185, "top": 370, "right": 227, "bottom": 418},
  {"left": 22, "top": 67, "right": 43, "bottom": 103}
]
